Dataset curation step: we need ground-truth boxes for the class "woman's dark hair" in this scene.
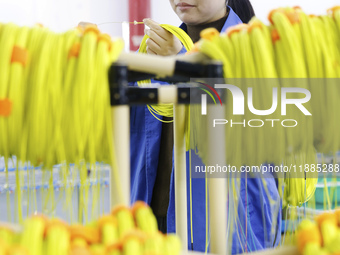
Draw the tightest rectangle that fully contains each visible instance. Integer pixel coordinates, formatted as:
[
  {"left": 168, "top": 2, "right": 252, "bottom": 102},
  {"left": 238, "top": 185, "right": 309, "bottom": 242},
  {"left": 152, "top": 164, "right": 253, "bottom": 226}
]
[{"left": 228, "top": 0, "right": 256, "bottom": 23}]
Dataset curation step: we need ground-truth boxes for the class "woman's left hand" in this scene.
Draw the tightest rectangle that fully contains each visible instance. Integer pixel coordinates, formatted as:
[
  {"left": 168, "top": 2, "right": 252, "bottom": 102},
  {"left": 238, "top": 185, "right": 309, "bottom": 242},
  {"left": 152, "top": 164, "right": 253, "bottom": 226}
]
[{"left": 143, "top": 18, "right": 183, "bottom": 56}]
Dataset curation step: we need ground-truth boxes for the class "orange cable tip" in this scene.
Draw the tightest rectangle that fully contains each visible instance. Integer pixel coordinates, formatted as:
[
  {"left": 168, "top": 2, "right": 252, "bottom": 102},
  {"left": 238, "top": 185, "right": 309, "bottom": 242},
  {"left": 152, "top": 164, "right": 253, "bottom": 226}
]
[
  {"left": 70, "top": 247, "right": 92, "bottom": 255},
  {"left": 107, "top": 241, "right": 123, "bottom": 252},
  {"left": 11, "top": 46, "right": 28, "bottom": 66},
  {"left": 84, "top": 25, "right": 100, "bottom": 36},
  {"left": 0, "top": 98, "right": 12, "bottom": 116},
  {"left": 226, "top": 24, "right": 249, "bottom": 37},
  {"left": 71, "top": 237, "right": 89, "bottom": 248},
  {"left": 44, "top": 218, "right": 68, "bottom": 236},
  {"left": 315, "top": 212, "right": 338, "bottom": 229},
  {"left": 186, "top": 42, "right": 200, "bottom": 54},
  {"left": 334, "top": 209, "right": 340, "bottom": 226},
  {"left": 327, "top": 6, "right": 340, "bottom": 18},
  {"left": 68, "top": 42, "right": 81, "bottom": 59},
  {"left": 285, "top": 12, "right": 300, "bottom": 24},
  {"left": 248, "top": 20, "right": 263, "bottom": 33},
  {"left": 268, "top": 8, "right": 285, "bottom": 24},
  {"left": 131, "top": 201, "right": 149, "bottom": 215},
  {"left": 69, "top": 225, "right": 100, "bottom": 244},
  {"left": 98, "top": 215, "right": 118, "bottom": 229},
  {"left": 296, "top": 228, "right": 321, "bottom": 254},
  {"left": 200, "top": 28, "right": 219, "bottom": 41},
  {"left": 271, "top": 29, "right": 280, "bottom": 43},
  {"left": 98, "top": 33, "right": 112, "bottom": 51},
  {"left": 111, "top": 205, "right": 130, "bottom": 215}
]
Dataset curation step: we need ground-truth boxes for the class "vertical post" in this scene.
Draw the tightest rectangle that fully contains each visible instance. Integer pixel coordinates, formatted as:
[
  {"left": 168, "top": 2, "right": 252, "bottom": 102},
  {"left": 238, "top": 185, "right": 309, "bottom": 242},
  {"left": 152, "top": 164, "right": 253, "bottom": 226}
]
[
  {"left": 122, "top": 22, "right": 130, "bottom": 52},
  {"left": 109, "top": 64, "right": 130, "bottom": 207},
  {"left": 207, "top": 102, "right": 227, "bottom": 254},
  {"left": 173, "top": 104, "right": 188, "bottom": 248},
  {"left": 111, "top": 106, "right": 130, "bottom": 206},
  {"left": 205, "top": 63, "right": 226, "bottom": 254}
]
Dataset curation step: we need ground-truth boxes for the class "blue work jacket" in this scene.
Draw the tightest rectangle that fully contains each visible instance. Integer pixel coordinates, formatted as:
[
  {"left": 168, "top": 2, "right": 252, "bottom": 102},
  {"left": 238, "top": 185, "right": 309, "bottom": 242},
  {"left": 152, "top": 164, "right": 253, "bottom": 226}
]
[{"left": 130, "top": 6, "right": 281, "bottom": 254}]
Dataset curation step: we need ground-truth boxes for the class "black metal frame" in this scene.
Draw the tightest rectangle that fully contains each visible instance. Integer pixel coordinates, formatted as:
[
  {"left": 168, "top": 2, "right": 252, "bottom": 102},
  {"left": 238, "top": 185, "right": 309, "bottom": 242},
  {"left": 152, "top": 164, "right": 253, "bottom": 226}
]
[{"left": 109, "top": 60, "right": 224, "bottom": 106}]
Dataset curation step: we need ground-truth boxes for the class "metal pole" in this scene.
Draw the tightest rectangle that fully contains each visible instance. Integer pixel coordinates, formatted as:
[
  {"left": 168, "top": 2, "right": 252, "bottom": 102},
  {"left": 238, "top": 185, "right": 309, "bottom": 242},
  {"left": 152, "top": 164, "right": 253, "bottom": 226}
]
[
  {"left": 111, "top": 106, "right": 130, "bottom": 207},
  {"left": 207, "top": 103, "right": 227, "bottom": 254},
  {"left": 173, "top": 104, "right": 188, "bottom": 248}
]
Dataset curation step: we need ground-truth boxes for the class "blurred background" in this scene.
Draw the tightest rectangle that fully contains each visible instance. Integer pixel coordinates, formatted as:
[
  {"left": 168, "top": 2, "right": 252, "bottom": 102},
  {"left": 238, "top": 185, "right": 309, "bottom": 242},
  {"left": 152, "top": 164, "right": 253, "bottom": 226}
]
[
  {"left": 0, "top": 0, "right": 339, "bottom": 224},
  {"left": 0, "top": 0, "right": 339, "bottom": 39}
]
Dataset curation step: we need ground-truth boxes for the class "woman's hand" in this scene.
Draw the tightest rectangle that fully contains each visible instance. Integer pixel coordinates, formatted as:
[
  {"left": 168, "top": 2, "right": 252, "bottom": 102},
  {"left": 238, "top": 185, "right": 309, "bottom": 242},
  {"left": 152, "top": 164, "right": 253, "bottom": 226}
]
[{"left": 143, "top": 19, "right": 183, "bottom": 56}]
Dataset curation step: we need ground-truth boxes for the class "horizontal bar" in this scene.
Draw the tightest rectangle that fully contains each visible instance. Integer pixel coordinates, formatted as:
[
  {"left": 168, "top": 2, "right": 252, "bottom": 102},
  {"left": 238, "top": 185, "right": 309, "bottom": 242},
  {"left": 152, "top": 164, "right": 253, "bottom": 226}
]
[
  {"left": 116, "top": 52, "right": 223, "bottom": 82},
  {"left": 110, "top": 85, "right": 224, "bottom": 105},
  {"left": 117, "top": 52, "right": 176, "bottom": 77}
]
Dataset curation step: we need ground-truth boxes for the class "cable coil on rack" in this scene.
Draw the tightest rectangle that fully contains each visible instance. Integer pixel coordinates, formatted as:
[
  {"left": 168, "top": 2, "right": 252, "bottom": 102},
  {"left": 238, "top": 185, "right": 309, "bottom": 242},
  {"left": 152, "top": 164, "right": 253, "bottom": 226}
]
[{"left": 137, "top": 24, "right": 194, "bottom": 122}]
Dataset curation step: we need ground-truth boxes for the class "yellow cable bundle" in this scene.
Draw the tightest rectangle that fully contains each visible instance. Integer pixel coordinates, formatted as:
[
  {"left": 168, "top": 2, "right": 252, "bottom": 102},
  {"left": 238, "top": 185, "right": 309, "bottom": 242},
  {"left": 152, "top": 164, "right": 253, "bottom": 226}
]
[
  {"left": 187, "top": 6, "right": 340, "bottom": 208},
  {"left": 137, "top": 24, "right": 193, "bottom": 122},
  {"left": 315, "top": 15, "right": 340, "bottom": 154},
  {"left": 20, "top": 216, "right": 46, "bottom": 255},
  {"left": 270, "top": 8, "right": 313, "bottom": 161},
  {"left": 248, "top": 19, "right": 283, "bottom": 165},
  {"left": 45, "top": 219, "right": 71, "bottom": 255},
  {"left": 0, "top": 202, "right": 182, "bottom": 255},
  {"left": 26, "top": 29, "right": 53, "bottom": 166},
  {"left": 7, "top": 26, "right": 29, "bottom": 159},
  {"left": 0, "top": 22, "right": 125, "bottom": 223},
  {"left": 269, "top": 8, "right": 318, "bottom": 207},
  {"left": 0, "top": 23, "right": 18, "bottom": 159}
]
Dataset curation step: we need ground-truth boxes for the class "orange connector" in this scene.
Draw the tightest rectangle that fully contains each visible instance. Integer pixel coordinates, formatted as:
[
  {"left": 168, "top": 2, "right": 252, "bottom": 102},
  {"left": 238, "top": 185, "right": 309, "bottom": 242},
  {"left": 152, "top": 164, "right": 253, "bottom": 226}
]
[
  {"left": 200, "top": 28, "right": 219, "bottom": 41},
  {"left": 226, "top": 24, "right": 249, "bottom": 37},
  {"left": 0, "top": 98, "right": 12, "bottom": 117},
  {"left": 98, "top": 33, "right": 112, "bottom": 51},
  {"left": 11, "top": 46, "right": 28, "bottom": 66},
  {"left": 68, "top": 42, "right": 81, "bottom": 59}
]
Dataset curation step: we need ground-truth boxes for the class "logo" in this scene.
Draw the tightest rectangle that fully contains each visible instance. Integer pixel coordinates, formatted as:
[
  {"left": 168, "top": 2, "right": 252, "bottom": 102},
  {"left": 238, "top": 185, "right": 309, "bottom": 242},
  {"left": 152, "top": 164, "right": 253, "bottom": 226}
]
[
  {"left": 197, "top": 84, "right": 312, "bottom": 128},
  {"left": 197, "top": 82, "right": 222, "bottom": 115},
  {"left": 201, "top": 84, "right": 312, "bottom": 116}
]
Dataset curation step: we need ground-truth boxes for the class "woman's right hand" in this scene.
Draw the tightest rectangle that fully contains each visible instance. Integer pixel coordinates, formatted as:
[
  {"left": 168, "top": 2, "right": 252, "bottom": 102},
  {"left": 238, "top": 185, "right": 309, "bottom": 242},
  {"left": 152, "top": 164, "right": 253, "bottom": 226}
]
[{"left": 143, "top": 18, "right": 183, "bottom": 56}]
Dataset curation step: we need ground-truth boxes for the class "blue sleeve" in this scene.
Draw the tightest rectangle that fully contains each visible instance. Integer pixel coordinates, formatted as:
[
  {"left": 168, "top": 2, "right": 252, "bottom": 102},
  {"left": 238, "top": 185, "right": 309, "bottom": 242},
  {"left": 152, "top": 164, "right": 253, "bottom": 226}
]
[{"left": 178, "top": 45, "right": 188, "bottom": 55}]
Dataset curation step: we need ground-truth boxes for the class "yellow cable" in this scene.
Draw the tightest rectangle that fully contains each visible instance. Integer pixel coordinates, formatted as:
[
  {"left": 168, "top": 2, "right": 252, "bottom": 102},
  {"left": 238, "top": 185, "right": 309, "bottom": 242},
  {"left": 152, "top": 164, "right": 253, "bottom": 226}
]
[
  {"left": 137, "top": 24, "right": 193, "bottom": 122},
  {"left": 0, "top": 23, "right": 124, "bottom": 223}
]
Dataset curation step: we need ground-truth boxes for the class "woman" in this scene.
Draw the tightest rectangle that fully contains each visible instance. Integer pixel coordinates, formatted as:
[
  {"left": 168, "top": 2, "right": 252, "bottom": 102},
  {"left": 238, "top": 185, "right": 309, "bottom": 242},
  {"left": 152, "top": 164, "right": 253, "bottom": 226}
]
[{"left": 130, "top": 0, "right": 281, "bottom": 253}]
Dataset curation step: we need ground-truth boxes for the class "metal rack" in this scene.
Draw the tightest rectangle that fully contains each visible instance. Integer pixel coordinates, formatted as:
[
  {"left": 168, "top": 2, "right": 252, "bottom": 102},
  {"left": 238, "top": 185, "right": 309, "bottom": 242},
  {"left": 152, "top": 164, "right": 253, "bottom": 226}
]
[
  {"left": 107, "top": 52, "right": 305, "bottom": 255},
  {"left": 108, "top": 52, "right": 229, "bottom": 254}
]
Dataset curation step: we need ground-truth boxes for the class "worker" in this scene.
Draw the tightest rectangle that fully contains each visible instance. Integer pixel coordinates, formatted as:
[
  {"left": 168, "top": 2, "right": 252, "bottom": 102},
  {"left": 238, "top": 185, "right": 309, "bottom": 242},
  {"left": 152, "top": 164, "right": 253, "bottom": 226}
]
[{"left": 130, "top": 0, "right": 282, "bottom": 253}]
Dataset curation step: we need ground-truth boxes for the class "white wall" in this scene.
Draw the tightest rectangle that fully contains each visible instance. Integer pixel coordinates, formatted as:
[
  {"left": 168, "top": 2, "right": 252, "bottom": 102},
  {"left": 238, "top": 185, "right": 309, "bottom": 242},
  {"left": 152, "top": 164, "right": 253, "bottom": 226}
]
[
  {"left": 0, "top": 0, "right": 338, "bottom": 37},
  {"left": 251, "top": 0, "right": 340, "bottom": 25},
  {"left": 0, "top": 0, "right": 128, "bottom": 37}
]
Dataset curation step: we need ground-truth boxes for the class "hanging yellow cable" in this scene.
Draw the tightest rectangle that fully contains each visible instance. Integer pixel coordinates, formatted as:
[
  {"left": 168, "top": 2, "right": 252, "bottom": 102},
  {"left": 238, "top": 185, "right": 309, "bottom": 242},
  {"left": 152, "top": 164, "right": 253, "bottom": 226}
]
[
  {"left": 137, "top": 24, "right": 194, "bottom": 122},
  {"left": 0, "top": 22, "right": 125, "bottom": 223}
]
